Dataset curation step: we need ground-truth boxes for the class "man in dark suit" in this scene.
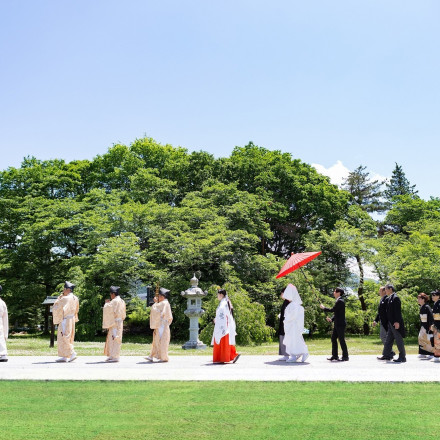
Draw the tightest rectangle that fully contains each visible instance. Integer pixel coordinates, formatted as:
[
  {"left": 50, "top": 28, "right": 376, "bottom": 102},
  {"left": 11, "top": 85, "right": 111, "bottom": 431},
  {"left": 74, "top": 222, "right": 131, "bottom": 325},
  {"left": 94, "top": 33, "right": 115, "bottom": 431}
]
[
  {"left": 372, "top": 286, "right": 395, "bottom": 356},
  {"left": 320, "top": 287, "right": 349, "bottom": 361},
  {"left": 377, "top": 284, "right": 406, "bottom": 363},
  {"left": 277, "top": 288, "right": 290, "bottom": 361}
]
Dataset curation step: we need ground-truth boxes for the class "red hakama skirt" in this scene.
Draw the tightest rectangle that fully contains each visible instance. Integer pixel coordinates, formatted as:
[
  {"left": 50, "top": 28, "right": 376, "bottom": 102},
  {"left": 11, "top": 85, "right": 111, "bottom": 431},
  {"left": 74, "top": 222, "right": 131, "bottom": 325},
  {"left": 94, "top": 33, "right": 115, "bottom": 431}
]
[{"left": 213, "top": 334, "right": 238, "bottom": 363}]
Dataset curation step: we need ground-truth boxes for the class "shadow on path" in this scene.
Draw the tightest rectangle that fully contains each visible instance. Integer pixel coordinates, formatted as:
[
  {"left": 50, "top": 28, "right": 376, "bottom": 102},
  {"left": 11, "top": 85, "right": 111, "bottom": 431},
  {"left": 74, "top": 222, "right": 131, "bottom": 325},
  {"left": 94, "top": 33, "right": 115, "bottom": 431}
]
[{"left": 264, "top": 361, "right": 310, "bottom": 366}]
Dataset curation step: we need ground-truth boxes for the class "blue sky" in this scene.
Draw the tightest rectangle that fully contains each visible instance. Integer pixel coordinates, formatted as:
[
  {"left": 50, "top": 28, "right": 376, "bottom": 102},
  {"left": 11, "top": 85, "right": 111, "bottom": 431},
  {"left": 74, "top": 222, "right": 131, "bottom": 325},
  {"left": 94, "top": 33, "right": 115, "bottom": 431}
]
[{"left": 1, "top": 1, "right": 438, "bottom": 198}]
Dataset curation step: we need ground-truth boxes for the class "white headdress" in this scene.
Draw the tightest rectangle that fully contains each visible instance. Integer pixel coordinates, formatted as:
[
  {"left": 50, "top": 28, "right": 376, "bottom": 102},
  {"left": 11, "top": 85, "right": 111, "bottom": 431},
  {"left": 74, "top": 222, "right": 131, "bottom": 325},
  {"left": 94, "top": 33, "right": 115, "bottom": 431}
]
[{"left": 283, "top": 284, "right": 302, "bottom": 305}]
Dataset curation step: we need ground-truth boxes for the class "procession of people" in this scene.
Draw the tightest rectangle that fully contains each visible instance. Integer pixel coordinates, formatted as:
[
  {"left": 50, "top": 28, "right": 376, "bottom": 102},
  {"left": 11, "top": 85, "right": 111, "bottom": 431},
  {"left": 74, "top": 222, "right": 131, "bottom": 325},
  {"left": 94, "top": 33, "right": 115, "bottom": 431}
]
[{"left": 1, "top": 280, "right": 440, "bottom": 366}]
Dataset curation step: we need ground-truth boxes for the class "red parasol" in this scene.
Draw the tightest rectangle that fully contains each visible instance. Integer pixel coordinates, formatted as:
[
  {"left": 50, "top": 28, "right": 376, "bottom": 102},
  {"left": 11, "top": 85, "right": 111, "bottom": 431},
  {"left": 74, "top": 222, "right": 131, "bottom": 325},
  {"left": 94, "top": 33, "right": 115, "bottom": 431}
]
[{"left": 276, "top": 251, "right": 322, "bottom": 279}]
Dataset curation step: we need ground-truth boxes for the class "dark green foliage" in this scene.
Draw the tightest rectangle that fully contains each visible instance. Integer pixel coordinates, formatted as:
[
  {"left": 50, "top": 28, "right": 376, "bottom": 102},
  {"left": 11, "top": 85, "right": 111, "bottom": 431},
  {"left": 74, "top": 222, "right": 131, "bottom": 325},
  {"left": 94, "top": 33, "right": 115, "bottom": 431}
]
[
  {"left": 0, "top": 138, "right": 435, "bottom": 340},
  {"left": 384, "top": 163, "right": 418, "bottom": 202},
  {"left": 342, "top": 165, "right": 386, "bottom": 213}
]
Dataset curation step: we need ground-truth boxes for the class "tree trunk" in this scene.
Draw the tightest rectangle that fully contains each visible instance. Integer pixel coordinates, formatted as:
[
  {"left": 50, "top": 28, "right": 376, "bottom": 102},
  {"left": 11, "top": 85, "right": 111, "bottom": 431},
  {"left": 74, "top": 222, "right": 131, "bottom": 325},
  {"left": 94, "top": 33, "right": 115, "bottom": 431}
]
[{"left": 356, "top": 255, "right": 369, "bottom": 335}]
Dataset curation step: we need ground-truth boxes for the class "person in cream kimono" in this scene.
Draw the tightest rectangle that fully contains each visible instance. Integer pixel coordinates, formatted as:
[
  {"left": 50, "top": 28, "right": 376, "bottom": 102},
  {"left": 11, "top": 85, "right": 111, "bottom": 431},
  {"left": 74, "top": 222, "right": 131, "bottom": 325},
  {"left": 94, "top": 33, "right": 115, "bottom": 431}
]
[
  {"left": 282, "top": 284, "right": 309, "bottom": 363},
  {"left": 211, "top": 288, "right": 240, "bottom": 363},
  {"left": 102, "top": 286, "right": 126, "bottom": 362},
  {"left": 52, "top": 281, "right": 79, "bottom": 363},
  {"left": 146, "top": 287, "right": 173, "bottom": 362},
  {"left": 0, "top": 285, "right": 8, "bottom": 362}
]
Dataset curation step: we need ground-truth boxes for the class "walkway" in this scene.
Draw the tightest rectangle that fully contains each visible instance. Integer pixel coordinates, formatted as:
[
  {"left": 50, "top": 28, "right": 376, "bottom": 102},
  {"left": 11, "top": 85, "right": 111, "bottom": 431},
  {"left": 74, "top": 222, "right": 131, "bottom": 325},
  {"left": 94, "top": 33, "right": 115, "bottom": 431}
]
[{"left": 0, "top": 355, "right": 438, "bottom": 381}]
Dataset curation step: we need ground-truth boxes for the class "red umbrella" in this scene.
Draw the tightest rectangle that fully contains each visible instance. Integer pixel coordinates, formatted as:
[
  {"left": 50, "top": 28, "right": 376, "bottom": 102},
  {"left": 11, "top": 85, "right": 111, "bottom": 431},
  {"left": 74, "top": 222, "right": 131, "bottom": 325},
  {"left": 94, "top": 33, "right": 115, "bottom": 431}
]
[
  {"left": 276, "top": 251, "right": 322, "bottom": 279},
  {"left": 276, "top": 251, "right": 322, "bottom": 302}
]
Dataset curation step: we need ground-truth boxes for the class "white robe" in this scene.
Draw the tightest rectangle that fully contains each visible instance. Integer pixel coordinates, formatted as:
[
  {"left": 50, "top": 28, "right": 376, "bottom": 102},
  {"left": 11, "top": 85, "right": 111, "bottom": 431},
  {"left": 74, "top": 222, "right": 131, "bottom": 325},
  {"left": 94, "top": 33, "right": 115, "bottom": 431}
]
[
  {"left": 211, "top": 297, "right": 236, "bottom": 346},
  {"left": 103, "top": 296, "right": 126, "bottom": 359},
  {"left": 283, "top": 284, "right": 308, "bottom": 356},
  {"left": 52, "top": 293, "right": 79, "bottom": 357},
  {"left": 0, "top": 298, "right": 8, "bottom": 356}
]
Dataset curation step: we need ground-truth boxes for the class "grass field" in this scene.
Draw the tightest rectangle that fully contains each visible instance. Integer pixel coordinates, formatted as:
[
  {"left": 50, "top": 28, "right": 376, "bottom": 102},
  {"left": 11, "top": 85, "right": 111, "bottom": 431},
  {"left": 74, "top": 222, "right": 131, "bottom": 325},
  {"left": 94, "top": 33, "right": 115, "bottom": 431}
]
[
  {"left": 7, "top": 333, "right": 420, "bottom": 356},
  {"left": 0, "top": 381, "right": 434, "bottom": 440}
]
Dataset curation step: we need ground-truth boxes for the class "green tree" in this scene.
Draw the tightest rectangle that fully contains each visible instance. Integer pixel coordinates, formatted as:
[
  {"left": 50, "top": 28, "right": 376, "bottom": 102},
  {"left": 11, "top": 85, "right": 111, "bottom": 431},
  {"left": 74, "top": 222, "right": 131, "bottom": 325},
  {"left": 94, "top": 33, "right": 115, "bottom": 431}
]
[
  {"left": 217, "top": 143, "right": 349, "bottom": 255},
  {"left": 384, "top": 163, "right": 418, "bottom": 203},
  {"left": 342, "top": 165, "right": 386, "bottom": 213}
]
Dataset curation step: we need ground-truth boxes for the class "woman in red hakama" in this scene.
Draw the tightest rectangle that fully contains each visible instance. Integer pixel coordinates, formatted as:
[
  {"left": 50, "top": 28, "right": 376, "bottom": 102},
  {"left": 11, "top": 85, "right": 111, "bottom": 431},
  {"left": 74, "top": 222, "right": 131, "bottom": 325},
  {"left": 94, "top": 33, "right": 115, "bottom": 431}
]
[{"left": 212, "top": 289, "right": 240, "bottom": 363}]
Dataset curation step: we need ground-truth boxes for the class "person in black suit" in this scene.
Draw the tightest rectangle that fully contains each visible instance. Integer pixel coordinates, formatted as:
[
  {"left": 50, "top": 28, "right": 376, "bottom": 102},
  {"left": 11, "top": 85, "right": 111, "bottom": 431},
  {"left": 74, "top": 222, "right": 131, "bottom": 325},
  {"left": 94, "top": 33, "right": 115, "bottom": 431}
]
[
  {"left": 320, "top": 287, "right": 348, "bottom": 361},
  {"left": 372, "top": 286, "right": 395, "bottom": 356},
  {"left": 277, "top": 288, "right": 290, "bottom": 361},
  {"left": 377, "top": 284, "right": 406, "bottom": 363}
]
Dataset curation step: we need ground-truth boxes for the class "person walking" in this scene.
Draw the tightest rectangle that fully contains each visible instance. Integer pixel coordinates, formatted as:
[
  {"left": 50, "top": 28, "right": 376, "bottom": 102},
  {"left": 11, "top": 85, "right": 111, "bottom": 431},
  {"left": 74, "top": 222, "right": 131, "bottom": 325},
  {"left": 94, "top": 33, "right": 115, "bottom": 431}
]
[
  {"left": 0, "top": 285, "right": 8, "bottom": 362},
  {"left": 283, "top": 284, "right": 309, "bottom": 363},
  {"left": 372, "top": 286, "right": 395, "bottom": 357},
  {"left": 417, "top": 292, "right": 434, "bottom": 359},
  {"left": 211, "top": 288, "right": 240, "bottom": 364},
  {"left": 377, "top": 284, "right": 406, "bottom": 363},
  {"left": 102, "top": 286, "right": 126, "bottom": 363},
  {"left": 277, "top": 287, "right": 290, "bottom": 361},
  {"left": 320, "top": 287, "right": 349, "bottom": 362},
  {"left": 430, "top": 290, "right": 440, "bottom": 362},
  {"left": 52, "top": 281, "right": 79, "bottom": 363},
  {"left": 146, "top": 288, "right": 173, "bottom": 363}
]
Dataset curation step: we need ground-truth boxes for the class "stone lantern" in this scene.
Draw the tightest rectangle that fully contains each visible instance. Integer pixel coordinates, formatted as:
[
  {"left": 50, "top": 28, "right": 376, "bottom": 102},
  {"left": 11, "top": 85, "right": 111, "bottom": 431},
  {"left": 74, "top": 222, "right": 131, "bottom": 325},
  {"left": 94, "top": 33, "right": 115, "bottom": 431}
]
[{"left": 181, "top": 274, "right": 207, "bottom": 350}]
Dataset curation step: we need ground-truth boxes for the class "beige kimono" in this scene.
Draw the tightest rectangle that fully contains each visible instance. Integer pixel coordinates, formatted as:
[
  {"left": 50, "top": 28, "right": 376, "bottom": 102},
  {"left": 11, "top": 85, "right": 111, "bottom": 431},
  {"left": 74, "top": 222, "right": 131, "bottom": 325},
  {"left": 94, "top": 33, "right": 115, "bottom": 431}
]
[
  {"left": 0, "top": 298, "right": 8, "bottom": 357},
  {"left": 149, "top": 299, "right": 173, "bottom": 361},
  {"left": 103, "top": 296, "right": 126, "bottom": 360},
  {"left": 52, "top": 293, "right": 79, "bottom": 357}
]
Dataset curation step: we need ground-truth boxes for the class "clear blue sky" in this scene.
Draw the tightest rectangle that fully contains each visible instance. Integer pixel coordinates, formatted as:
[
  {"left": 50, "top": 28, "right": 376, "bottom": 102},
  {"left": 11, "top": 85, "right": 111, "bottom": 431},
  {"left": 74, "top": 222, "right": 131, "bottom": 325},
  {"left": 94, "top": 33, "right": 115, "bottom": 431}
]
[{"left": 1, "top": 1, "right": 438, "bottom": 198}]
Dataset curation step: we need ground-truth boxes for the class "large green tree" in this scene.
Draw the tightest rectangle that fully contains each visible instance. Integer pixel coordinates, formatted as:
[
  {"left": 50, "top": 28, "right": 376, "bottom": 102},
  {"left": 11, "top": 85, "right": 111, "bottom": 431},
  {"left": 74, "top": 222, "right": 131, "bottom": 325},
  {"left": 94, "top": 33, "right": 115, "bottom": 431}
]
[{"left": 0, "top": 137, "right": 353, "bottom": 339}]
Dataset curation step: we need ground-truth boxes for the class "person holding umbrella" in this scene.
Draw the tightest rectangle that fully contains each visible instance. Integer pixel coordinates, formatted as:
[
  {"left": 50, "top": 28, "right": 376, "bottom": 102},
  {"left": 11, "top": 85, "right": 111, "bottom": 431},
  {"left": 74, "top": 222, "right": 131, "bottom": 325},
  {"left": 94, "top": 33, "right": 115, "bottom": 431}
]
[
  {"left": 277, "top": 287, "right": 290, "bottom": 361},
  {"left": 320, "top": 287, "right": 349, "bottom": 362}
]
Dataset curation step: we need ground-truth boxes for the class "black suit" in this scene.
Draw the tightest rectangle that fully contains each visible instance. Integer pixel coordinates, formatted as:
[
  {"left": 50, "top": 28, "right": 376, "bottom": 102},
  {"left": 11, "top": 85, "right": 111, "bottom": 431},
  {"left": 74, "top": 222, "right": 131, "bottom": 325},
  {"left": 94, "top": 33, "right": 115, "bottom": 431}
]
[
  {"left": 386, "top": 293, "right": 405, "bottom": 337},
  {"left": 375, "top": 295, "right": 389, "bottom": 329},
  {"left": 278, "top": 300, "right": 290, "bottom": 337},
  {"left": 382, "top": 292, "right": 406, "bottom": 359},
  {"left": 323, "top": 297, "right": 348, "bottom": 359},
  {"left": 278, "top": 299, "right": 290, "bottom": 356},
  {"left": 375, "top": 295, "right": 389, "bottom": 346}
]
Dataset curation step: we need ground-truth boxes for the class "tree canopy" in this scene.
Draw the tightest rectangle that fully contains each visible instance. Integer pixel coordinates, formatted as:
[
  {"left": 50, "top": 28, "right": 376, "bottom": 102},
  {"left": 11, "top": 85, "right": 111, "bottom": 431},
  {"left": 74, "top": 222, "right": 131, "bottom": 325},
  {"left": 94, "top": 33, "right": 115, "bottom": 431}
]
[{"left": 0, "top": 138, "right": 436, "bottom": 340}]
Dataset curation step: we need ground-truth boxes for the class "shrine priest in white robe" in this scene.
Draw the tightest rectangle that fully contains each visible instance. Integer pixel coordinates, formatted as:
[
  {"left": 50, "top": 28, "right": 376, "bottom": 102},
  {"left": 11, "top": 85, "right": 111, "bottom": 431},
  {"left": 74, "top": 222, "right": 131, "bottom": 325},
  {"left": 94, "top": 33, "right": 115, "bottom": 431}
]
[
  {"left": 52, "top": 281, "right": 79, "bottom": 363},
  {"left": 0, "top": 285, "right": 9, "bottom": 362},
  {"left": 146, "top": 287, "right": 173, "bottom": 362},
  {"left": 282, "top": 284, "right": 309, "bottom": 363},
  {"left": 102, "top": 286, "right": 126, "bottom": 362}
]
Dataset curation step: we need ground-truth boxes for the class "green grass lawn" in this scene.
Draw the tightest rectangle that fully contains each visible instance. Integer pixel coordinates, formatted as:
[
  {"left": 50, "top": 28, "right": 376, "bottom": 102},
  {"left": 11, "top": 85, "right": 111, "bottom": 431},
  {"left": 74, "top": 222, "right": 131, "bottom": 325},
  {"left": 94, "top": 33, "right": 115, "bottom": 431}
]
[
  {"left": 0, "top": 381, "right": 434, "bottom": 440},
  {"left": 7, "top": 333, "right": 420, "bottom": 356}
]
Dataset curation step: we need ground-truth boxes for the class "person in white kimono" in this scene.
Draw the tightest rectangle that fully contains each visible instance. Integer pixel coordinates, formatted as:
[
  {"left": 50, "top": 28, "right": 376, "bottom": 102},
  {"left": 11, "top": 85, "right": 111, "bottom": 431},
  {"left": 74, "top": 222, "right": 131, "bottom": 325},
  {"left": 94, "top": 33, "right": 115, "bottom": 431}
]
[
  {"left": 282, "top": 284, "right": 309, "bottom": 363},
  {"left": 52, "top": 281, "right": 79, "bottom": 363},
  {"left": 211, "top": 289, "right": 240, "bottom": 363},
  {"left": 102, "top": 286, "right": 126, "bottom": 362},
  {"left": 0, "top": 285, "right": 9, "bottom": 362},
  {"left": 146, "top": 287, "right": 173, "bottom": 362}
]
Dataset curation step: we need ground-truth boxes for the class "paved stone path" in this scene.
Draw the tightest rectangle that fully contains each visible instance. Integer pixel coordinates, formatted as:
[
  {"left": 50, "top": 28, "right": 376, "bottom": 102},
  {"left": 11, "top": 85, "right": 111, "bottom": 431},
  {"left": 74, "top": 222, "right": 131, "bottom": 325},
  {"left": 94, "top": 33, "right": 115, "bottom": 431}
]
[{"left": 1, "top": 355, "right": 439, "bottom": 381}]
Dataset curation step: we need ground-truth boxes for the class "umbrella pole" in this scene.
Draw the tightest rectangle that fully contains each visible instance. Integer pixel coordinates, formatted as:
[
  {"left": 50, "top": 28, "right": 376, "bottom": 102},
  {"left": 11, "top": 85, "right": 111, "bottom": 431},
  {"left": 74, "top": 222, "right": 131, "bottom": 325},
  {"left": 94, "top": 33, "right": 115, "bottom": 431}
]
[{"left": 299, "top": 266, "right": 320, "bottom": 303}]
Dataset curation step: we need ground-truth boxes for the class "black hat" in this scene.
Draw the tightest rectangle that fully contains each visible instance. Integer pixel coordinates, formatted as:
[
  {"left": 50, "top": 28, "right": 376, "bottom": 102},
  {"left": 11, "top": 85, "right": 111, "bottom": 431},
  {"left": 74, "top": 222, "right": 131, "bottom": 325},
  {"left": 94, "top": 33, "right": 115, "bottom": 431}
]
[
  {"left": 159, "top": 287, "right": 170, "bottom": 298},
  {"left": 64, "top": 281, "right": 75, "bottom": 291},
  {"left": 110, "top": 286, "right": 120, "bottom": 295}
]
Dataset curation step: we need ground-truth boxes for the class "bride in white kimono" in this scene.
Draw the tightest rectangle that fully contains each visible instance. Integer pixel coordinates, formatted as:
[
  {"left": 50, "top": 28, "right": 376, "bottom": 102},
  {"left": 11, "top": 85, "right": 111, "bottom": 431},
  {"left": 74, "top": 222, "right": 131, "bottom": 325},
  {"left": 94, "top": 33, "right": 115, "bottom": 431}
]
[{"left": 282, "top": 284, "right": 309, "bottom": 363}]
